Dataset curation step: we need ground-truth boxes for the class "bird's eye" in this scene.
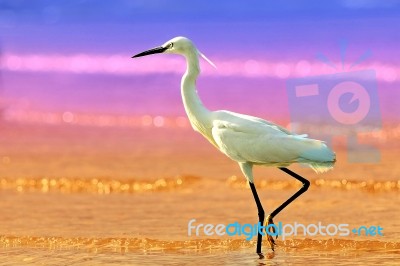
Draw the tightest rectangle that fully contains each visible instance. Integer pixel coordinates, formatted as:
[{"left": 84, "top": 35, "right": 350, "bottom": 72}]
[{"left": 169, "top": 43, "right": 173, "bottom": 48}]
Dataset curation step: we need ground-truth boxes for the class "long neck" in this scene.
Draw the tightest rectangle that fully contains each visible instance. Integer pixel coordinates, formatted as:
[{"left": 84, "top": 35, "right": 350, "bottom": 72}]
[{"left": 181, "top": 50, "right": 212, "bottom": 133}]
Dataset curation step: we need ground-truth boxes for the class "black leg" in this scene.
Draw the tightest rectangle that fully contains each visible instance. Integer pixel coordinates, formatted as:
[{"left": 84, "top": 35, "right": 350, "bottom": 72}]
[
  {"left": 272, "top": 168, "right": 310, "bottom": 218},
  {"left": 249, "top": 182, "right": 265, "bottom": 258},
  {"left": 264, "top": 167, "right": 310, "bottom": 248}
]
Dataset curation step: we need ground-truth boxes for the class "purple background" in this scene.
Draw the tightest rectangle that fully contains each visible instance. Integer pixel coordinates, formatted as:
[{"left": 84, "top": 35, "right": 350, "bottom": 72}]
[{"left": 0, "top": 0, "right": 399, "bottom": 121}]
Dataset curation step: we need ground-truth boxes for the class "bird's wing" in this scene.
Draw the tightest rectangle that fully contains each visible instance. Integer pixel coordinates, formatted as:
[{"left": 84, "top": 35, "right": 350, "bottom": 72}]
[
  {"left": 214, "top": 110, "right": 295, "bottom": 136},
  {"left": 211, "top": 112, "right": 329, "bottom": 165}
]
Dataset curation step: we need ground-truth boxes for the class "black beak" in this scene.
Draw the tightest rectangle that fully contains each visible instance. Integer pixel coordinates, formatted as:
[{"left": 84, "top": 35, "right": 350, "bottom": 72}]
[{"left": 131, "top": 46, "right": 168, "bottom": 58}]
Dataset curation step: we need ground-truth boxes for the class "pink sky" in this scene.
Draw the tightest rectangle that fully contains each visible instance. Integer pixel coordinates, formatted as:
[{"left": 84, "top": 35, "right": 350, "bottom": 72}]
[{"left": 1, "top": 53, "right": 398, "bottom": 82}]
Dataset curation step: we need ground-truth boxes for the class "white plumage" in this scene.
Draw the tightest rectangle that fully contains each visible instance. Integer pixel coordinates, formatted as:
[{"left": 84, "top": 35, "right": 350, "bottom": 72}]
[
  {"left": 133, "top": 36, "right": 335, "bottom": 183},
  {"left": 210, "top": 110, "right": 335, "bottom": 182},
  {"left": 132, "top": 36, "right": 336, "bottom": 256}
]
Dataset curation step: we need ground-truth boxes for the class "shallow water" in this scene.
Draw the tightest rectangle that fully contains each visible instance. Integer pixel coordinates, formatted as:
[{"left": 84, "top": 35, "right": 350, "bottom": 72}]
[
  {"left": 0, "top": 246, "right": 398, "bottom": 266},
  {"left": 0, "top": 122, "right": 399, "bottom": 265}
]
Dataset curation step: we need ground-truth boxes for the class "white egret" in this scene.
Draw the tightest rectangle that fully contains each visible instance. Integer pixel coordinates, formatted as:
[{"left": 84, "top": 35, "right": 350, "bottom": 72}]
[{"left": 132, "top": 37, "right": 336, "bottom": 258}]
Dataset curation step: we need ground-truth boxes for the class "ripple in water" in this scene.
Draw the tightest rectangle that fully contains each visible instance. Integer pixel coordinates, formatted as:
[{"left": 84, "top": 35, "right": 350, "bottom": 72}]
[
  {"left": 1, "top": 236, "right": 399, "bottom": 254},
  {"left": 227, "top": 176, "right": 400, "bottom": 193},
  {"left": 0, "top": 176, "right": 200, "bottom": 194}
]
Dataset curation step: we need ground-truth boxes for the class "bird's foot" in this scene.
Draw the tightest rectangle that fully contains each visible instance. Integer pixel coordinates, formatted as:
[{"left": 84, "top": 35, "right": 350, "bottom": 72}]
[
  {"left": 257, "top": 252, "right": 264, "bottom": 259},
  {"left": 264, "top": 214, "right": 277, "bottom": 251}
]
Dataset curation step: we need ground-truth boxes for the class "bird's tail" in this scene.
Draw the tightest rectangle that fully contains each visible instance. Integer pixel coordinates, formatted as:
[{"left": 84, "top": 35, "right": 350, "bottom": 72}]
[
  {"left": 306, "top": 161, "right": 335, "bottom": 173},
  {"left": 297, "top": 138, "right": 336, "bottom": 173}
]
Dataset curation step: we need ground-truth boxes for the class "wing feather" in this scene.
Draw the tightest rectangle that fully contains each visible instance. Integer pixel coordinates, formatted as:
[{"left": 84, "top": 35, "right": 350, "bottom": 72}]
[{"left": 211, "top": 111, "right": 335, "bottom": 168}]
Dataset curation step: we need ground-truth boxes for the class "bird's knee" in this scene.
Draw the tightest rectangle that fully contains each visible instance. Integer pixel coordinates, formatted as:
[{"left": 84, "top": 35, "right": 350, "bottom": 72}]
[{"left": 302, "top": 180, "right": 310, "bottom": 191}]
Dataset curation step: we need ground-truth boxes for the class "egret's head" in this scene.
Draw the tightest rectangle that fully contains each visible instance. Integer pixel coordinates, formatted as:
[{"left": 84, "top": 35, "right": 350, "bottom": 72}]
[
  {"left": 131, "top": 36, "right": 216, "bottom": 68},
  {"left": 132, "top": 36, "right": 195, "bottom": 58}
]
